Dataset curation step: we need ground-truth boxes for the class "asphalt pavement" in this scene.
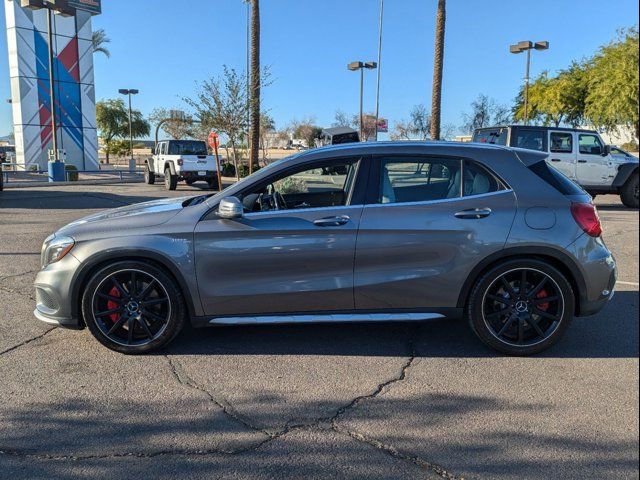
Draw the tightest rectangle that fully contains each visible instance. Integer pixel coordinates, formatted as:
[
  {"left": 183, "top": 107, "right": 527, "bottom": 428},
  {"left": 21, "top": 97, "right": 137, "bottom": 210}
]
[{"left": 0, "top": 183, "right": 637, "bottom": 480}]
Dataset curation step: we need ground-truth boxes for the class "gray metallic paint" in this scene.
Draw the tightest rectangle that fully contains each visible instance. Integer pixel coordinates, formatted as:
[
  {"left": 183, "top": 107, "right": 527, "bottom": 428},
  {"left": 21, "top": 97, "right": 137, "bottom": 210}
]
[{"left": 33, "top": 141, "right": 616, "bottom": 330}]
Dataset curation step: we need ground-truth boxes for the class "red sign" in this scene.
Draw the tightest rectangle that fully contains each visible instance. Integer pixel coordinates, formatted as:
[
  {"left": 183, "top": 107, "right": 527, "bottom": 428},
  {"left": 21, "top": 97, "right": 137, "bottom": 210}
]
[{"left": 208, "top": 132, "right": 220, "bottom": 149}]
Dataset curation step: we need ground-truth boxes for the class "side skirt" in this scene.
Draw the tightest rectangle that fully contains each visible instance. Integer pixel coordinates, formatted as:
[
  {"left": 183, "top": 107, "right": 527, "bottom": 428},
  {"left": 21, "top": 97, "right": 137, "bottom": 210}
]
[{"left": 190, "top": 309, "right": 462, "bottom": 328}]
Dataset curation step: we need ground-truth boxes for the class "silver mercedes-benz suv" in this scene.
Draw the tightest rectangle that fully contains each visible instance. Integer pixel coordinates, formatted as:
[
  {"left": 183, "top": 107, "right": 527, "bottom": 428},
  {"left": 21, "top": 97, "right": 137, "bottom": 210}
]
[{"left": 34, "top": 142, "right": 617, "bottom": 355}]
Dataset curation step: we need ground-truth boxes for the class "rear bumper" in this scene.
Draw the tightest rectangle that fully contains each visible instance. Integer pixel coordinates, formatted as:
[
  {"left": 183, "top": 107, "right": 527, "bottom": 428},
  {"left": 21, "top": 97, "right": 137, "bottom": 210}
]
[
  {"left": 179, "top": 170, "right": 217, "bottom": 180},
  {"left": 567, "top": 234, "right": 617, "bottom": 317}
]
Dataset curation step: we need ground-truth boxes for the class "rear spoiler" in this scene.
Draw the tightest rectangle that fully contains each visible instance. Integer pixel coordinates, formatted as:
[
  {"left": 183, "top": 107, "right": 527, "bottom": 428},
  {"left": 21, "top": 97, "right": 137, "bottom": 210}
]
[{"left": 512, "top": 148, "right": 549, "bottom": 167}]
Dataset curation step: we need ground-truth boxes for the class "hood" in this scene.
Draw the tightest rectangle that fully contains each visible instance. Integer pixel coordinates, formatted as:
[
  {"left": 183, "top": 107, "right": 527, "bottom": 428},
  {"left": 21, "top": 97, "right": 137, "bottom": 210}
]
[{"left": 57, "top": 196, "right": 190, "bottom": 239}]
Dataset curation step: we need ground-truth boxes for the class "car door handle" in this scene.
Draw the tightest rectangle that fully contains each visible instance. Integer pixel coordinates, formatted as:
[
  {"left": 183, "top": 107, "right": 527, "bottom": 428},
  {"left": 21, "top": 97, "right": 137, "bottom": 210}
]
[
  {"left": 455, "top": 208, "right": 492, "bottom": 219},
  {"left": 550, "top": 158, "right": 562, "bottom": 162},
  {"left": 578, "top": 160, "right": 588, "bottom": 163},
  {"left": 313, "top": 215, "right": 350, "bottom": 227}
]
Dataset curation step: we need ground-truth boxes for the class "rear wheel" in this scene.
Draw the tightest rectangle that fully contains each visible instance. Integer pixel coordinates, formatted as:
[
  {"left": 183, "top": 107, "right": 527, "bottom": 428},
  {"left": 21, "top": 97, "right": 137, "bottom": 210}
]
[
  {"left": 144, "top": 164, "right": 155, "bottom": 184},
  {"left": 467, "top": 259, "right": 574, "bottom": 355},
  {"left": 207, "top": 179, "right": 218, "bottom": 190},
  {"left": 185, "top": 179, "right": 195, "bottom": 186},
  {"left": 164, "top": 168, "right": 178, "bottom": 190},
  {"left": 82, "top": 261, "right": 186, "bottom": 354},
  {"left": 620, "top": 172, "right": 639, "bottom": 208}
]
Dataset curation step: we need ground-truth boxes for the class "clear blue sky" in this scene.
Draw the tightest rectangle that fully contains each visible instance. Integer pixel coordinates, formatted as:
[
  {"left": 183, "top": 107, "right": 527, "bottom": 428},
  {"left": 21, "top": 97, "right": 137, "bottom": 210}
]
[{"left": 1, "top": 0, "right": 638, "bottom": 138}]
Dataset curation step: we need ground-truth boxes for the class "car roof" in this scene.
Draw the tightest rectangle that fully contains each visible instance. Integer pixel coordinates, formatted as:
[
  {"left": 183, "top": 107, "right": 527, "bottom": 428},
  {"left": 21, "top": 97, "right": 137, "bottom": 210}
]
[{"left": 475, "top": 125, "right": 599, "bottom": 134}]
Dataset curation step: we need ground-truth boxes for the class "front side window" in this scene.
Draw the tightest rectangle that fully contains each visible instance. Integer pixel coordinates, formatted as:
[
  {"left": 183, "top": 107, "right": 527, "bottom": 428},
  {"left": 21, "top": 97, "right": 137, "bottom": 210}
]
[
  {"left": 513, "top": 129, "right": 545, "bottom": 152},
  {"left": 579, "top": 134, "right": 603, "bottom": 155},
  {"left": 378, "top": 157, "right": 461, "bottom": 204},
  {"left": 239, "top": 159, "right": 359, "bottom": 213},
  {"left": 550, "top": 132, "right": 573, "bottom": 153}
]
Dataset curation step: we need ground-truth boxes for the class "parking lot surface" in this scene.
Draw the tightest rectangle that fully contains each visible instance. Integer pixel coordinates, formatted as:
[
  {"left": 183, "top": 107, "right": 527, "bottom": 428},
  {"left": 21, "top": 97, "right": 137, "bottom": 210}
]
[{"left": 0, "top": 183, "right": 638, "bottom": 479}]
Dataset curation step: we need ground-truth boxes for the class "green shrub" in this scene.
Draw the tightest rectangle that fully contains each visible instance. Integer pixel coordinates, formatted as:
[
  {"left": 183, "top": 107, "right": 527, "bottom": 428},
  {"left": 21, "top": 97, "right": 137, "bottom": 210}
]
[
  {"left": 275, "top": 176, "right": 307, "bottom": 194},
  {"left": 221, "top": 162, "right": 236, "bottom": 177},
  {"left": 65, "top": 164, "right": 79, "bottom": 181},
  {"left": 237, "top": 164, "right": 261, "bottom": 178},
  {"left": 28, "top": 164, "right": 39, "bottom": 172}
]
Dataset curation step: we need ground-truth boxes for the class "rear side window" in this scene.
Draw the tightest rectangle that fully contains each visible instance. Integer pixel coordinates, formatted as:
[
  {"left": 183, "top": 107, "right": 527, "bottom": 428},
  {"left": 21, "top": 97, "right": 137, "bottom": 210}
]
[
  {"left": 378, "top": 157, "right": 461, "bottom": 204},
  {"left": 168, "top": 141, "right": 208, "bottom": 156},
  {"left": 463, "top": 161, "right": 505, "bottom": 196},
  {"left": 528, "top": 161, "right": 585, "bottom": 196},
  {"left": 473, "top": 128, "right": 508, "bottom": 145},
  {"left": 550, "top": 132, "right": 573, "bottom": 153},
  {"left": 513, "top": 129, "right": 546, "bottom": 151}
]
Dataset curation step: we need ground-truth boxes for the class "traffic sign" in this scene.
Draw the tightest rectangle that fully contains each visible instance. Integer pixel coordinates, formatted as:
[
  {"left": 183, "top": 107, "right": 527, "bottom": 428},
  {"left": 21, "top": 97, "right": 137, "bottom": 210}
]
[{"left": 208, "top": 132, "right": 220, "bottom": 149}]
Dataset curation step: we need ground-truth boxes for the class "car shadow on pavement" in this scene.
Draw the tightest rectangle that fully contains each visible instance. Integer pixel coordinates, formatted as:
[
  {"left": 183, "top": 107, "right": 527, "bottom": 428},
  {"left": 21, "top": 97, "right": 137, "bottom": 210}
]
[
  {"left": 165, "top": 291, "right": 638, "bottom": 359},
  {"left": 0, "top": 189, "right": 166, "bottom": 210}
]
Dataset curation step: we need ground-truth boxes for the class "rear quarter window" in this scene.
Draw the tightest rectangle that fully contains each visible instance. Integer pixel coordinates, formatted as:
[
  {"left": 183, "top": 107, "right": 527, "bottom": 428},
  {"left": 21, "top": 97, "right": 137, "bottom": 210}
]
[{"left": 528, "top": 160, "right": 585, "bottom": 196}]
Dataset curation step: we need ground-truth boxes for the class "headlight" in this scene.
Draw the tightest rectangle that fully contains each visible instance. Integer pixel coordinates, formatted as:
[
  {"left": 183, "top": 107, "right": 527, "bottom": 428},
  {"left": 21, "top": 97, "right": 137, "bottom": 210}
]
[{"left": 41, "top": 235, "right": 75, "bottom": 268}]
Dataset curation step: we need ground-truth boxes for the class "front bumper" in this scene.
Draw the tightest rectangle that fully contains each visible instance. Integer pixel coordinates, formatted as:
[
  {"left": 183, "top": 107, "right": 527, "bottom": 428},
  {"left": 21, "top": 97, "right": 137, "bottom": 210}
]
[{"left": 33, "top": 253, "right": 83, "bottom": 329}]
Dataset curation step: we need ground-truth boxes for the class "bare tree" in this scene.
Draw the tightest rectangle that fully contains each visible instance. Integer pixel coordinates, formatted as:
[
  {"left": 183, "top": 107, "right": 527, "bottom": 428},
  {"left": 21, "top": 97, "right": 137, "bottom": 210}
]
[
  {"left": 259, "top": 113, "right": 275, "bottom": 161},
  {"left": 430, "top": 0, "right": 446, "bottom": 140},
  {"left": 183, "top": 66, "right": 248, "bottom": 178},
  {"left": 149, "top": 108, "right": 195, "bottom": 141},
  {"left": 461, "top": 94, "right": 511, "bottom": 134},
  {"left": 391, "top": 104, "right": 431, "bottom": 140}
]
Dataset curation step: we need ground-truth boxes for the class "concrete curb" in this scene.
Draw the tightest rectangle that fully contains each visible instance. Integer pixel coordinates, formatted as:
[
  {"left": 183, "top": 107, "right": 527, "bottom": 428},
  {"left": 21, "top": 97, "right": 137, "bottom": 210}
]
[{"left": 2, "top": 178, "right": 144, "bottom": 189}]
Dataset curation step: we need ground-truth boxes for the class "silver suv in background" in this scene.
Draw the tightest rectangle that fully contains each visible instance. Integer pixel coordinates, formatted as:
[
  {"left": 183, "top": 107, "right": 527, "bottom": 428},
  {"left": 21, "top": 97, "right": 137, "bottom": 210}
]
[
  {"left": 34, "top": 142, "right": 616, "bottom": 356},
  {"left": 473, "top": 125, "right": 639, "bottom": 208}
]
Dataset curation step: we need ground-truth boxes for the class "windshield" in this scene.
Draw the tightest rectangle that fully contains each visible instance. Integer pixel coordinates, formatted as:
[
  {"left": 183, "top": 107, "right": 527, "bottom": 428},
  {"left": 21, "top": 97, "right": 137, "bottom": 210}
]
[{"left": 168, "top": 141, "right": 208, "bottom": 155}]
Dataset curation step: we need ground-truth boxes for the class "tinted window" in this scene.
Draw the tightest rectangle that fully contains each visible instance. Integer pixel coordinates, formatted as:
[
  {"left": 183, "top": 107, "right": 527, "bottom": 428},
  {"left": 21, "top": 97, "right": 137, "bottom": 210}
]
[
  {"left": 528, "top": 161, "right": 585, "bottom": 196},
  {"left": 550, "top": 132, "right": 573, "bottom": 153},
  {"left": 513, "top": 129, "right": 545, "bottom": 151},
  {"left": 579, "top": 134, "right": 603, "bottom": 155},
  {"left": 168, "top": 141, "right": 208, "bottom": 155},
  {"left": 378, "top": 157, "right": 461, "bottom": 204},
  {"left": 473, "top": 128, "right": 508, "bottom": 145},
  {"left": 463, "top": 161, "right": 504, "bottom": 196}
]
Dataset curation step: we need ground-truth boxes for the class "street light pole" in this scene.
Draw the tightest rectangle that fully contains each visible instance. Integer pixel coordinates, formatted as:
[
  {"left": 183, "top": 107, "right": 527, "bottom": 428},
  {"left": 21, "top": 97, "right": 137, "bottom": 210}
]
[
  {"left": 348, "top": 61, "right": 377, "bottom": 142},
  {"left": 510, "top": 40, "right": 549, "bottom": 126},
  {"left": 119, "top": 89, "right": 139, "bottom": 163},
  {"left": 374, "top": 0, "right": 384, "bottom": 141}
]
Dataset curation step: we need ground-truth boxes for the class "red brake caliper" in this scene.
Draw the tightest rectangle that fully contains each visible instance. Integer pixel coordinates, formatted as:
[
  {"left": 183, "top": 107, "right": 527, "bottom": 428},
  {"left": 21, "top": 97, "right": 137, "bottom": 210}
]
[
  {"left": 107, "top": 287, "right": 121, "bottom": 323},
  {"left": 537, "top": 289, "right": 550, "bottom": 311}
]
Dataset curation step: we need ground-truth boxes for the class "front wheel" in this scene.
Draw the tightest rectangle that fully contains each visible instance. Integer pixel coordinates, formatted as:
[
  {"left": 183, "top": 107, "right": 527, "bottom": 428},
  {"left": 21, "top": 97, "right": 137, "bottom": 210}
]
[
  {"left": 82, "top": 261, "right": 186, "bottom": 354},
  {"left": 620, "top": 172, "right": 639, "bottom": 208},
  {"left": 467, "top": 259, "right": 574, "bottom": 356}
]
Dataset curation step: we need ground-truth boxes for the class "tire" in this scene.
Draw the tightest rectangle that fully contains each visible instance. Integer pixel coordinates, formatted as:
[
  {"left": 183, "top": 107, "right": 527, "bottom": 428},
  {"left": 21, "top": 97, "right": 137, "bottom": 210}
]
[
  {"left": 207, "top": 179, "right": 218, "bottom": 190},
  {"left": 467, "top": 259, "right": 574, "bottom": 356},
  {"left": 185, "top": 179, "right": 195, "bottom": 186},
  {"left": 82, "top": 260, "right": 186, "bottom": 354},
  {"left": 620, "top": 172, "right": 639, "bottom": 209},
  {"left": 164, "top": 168, "right": 178, "bottom": 191},
  {"left": 144, "top": 164, "right": 155, "bottom": 185}
]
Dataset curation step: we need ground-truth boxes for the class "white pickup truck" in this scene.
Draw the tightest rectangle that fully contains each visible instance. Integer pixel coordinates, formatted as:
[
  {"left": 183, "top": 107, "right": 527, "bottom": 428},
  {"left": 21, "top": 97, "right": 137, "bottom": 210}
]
[{"left": 145, "top": 140, "right": 218, "bottom": 190}]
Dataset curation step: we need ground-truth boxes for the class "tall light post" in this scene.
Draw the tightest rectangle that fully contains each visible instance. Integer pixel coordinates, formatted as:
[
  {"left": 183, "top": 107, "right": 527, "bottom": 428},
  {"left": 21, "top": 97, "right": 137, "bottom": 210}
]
[
  {"left": 510, "top": 40, "right": 549, "bottom": 125},
  {"left": 348, "top": 61, "right": 377, "bottom": 141},
  {"left": 374, "top": 0, "right": 384, "bottom": 141},
  {"left": 118, "top": 89, "right": 139, "bottom": 162}
]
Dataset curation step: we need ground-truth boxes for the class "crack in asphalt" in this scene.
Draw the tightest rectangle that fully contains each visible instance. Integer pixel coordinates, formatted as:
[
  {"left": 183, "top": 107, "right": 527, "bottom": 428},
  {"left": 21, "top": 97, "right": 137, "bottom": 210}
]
[
  {"left": 164, "top": 355, "right": 274, "bottom": 438},
  {"left": 1, "top": 329, "right": 460, "bottom": 478},
  {"left": 0, "top": 269, "right": 39, "bottom": 284},
  {"left": 0, "top": 328, "right": 56, "bottom": 357}
]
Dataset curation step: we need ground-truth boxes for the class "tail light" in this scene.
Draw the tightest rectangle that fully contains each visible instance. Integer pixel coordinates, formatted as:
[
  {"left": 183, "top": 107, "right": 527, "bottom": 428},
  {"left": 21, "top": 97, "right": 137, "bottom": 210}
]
[
  {"left": 571, "top": 202, "right": 602, "bottom": 237},
  {"left": 177, "top": 158, "right": 184, "bottom": 166}
]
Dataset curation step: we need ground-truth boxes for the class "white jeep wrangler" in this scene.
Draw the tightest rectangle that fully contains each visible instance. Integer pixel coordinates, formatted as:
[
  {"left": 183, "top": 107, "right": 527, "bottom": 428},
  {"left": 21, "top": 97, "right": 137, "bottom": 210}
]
[
  {"left": 473, "top": 125, "right": 639, "bottom": 208},
  {"left": 146, "top": 140, "right": 218, "bottom": 190}
]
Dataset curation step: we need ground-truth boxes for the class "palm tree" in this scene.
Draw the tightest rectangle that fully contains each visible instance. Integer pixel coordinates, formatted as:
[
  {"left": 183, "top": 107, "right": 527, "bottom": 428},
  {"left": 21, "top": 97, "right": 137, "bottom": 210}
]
[
  {"left": 92, "top": 29, "right": 111, "bottom": 58},
  {"left": 430, "top": 0, "right": 446, "bottom": 140},
  {"left": 248, "top": 0, "right": 260, "bottom": 173}
]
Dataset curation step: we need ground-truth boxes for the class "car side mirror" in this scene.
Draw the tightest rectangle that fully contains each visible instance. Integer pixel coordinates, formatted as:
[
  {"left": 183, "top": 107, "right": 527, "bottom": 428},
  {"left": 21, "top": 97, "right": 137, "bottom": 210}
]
[
  {"left": 217, "top": 196, "right": 244, "bottom": 220},
  {"left": 602, "top": 145, "right": 611, "bottom": 157}
]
